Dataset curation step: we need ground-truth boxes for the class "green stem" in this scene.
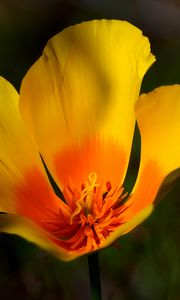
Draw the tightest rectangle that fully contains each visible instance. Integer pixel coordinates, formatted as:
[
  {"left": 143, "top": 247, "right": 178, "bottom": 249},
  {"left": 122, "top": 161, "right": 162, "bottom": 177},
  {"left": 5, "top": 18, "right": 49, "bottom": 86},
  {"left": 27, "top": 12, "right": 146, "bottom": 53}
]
[{"left": 88, "top": 252, "right": 102, "bottom": 300}]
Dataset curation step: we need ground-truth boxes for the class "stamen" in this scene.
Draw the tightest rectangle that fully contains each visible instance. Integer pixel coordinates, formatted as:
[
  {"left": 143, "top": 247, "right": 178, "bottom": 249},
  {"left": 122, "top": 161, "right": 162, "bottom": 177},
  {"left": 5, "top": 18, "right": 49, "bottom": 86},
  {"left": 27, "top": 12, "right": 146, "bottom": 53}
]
[
  {"left": 106, "top": 181, "right": 112, "bottom": 192},
  {"left": 42, "top": 172, "right": 129, "bottom": 254},
  {"left": 69, "top": 172, "right": 100, "bottom": 224},
  {"left": 69, "top": 201, "right": 82, "bottom": 224}
]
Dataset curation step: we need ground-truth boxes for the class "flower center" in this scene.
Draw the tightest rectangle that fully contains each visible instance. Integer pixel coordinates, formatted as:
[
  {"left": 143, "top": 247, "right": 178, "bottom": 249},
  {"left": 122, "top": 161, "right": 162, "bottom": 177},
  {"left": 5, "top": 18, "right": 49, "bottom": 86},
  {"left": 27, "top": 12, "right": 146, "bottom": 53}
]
[
  {"left": 43, "top": 173, "right": 127, "bottom": 254},
  {"left": 69, "top": 172, "right": 100, "bottom": 224}
]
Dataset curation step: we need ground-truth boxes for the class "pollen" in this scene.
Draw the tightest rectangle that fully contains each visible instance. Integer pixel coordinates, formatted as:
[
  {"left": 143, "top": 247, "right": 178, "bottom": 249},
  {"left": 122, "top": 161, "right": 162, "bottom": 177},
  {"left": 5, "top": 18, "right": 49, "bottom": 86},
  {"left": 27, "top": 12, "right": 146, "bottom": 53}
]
[{"left": 43, "top": 173, "right": 128, "bottom": 254}]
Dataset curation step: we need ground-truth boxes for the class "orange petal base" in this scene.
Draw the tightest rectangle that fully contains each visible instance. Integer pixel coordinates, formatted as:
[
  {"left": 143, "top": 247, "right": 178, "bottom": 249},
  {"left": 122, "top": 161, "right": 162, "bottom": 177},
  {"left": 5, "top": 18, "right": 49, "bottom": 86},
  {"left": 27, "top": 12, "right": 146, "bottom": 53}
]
[{"left": 54, "top": 138, "right": 127, "bottom": 190}]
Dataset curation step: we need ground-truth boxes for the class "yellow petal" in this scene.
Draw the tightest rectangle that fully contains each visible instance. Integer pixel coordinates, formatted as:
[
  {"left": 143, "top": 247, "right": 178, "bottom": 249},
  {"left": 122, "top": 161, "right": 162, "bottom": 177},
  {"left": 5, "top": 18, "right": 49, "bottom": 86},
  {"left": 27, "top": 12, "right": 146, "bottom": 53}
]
[
  {"left": 122, "top": 85, "right": 180, "bottom": 217},
  {"left": 137, "top": 85, "right": 180, "bottom": 173},
  {"left": 20, "top": 19, "right": 155, "bottom": 189},
  {"left": 0, "top": 214, "right": 78, "bottom": 261},
  {"left": 0, "top": 76, "right": 60, "bottom": 220}
]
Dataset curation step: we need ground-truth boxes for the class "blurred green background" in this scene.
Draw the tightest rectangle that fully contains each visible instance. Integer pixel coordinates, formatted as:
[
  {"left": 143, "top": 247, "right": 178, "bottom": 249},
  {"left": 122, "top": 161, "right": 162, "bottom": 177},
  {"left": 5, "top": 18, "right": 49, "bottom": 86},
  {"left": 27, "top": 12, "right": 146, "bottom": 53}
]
[{"left": 0, "top": 0, "right": 180, "bottom": 299}]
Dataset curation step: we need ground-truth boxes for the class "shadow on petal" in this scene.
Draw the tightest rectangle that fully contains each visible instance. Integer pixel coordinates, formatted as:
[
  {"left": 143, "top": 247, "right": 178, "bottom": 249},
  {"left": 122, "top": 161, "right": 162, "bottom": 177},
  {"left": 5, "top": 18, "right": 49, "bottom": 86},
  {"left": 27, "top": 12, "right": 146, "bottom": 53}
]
[{"left": 154, "top": 168, "right": 180, "bottom": 205}]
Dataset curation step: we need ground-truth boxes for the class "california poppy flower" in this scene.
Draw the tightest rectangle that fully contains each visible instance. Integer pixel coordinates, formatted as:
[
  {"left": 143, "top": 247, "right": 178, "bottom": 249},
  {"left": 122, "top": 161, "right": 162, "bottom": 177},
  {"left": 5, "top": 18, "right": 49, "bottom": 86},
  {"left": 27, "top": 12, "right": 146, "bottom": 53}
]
[{"left": 0, "top": 20, "right": 179, "bottom": 261}]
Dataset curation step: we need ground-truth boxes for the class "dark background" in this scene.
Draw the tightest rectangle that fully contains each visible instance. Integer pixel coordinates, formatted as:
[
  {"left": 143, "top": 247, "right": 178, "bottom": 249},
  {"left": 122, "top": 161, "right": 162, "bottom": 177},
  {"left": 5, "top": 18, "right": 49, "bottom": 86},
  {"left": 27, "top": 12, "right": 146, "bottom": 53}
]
[{"left": 0, "top": 0, "right": 180, "bottom": 299}]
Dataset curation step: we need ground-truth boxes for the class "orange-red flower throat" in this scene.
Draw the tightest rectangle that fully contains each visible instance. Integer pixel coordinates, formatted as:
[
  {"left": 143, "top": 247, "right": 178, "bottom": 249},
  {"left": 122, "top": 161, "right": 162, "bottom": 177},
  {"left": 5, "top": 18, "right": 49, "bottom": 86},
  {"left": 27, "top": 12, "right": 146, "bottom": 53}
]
[
  {"left": 43, "top": 172, "right": 127, "bottom": 253},
  {"left": 16, "top": 168, "right": 129, "bottom": 254}
]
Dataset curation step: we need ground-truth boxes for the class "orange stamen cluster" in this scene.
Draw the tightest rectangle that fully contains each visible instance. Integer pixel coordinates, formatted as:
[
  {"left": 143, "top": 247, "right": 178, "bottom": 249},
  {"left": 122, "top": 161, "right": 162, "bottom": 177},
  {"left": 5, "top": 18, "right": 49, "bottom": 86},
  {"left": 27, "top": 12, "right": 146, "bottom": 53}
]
[{"left": 43, "top": 173, "right": 127, "bottom": 254}]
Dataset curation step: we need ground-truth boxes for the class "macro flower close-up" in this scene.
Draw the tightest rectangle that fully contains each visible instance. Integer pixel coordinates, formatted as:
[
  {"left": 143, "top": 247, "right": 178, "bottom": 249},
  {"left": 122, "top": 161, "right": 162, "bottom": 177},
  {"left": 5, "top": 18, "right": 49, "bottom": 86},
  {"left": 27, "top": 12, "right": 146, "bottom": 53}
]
[{"left": 0, "top": 18, "right": 180, "bottom": 270}]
